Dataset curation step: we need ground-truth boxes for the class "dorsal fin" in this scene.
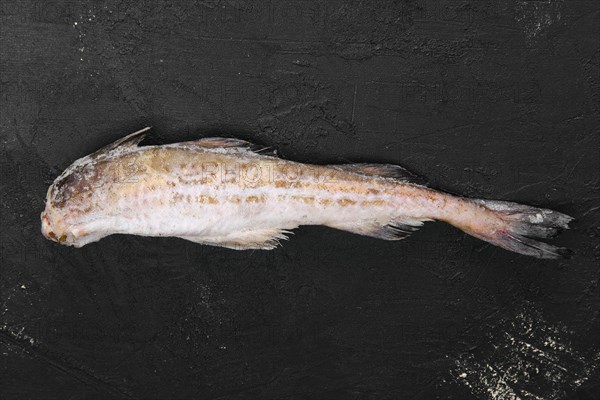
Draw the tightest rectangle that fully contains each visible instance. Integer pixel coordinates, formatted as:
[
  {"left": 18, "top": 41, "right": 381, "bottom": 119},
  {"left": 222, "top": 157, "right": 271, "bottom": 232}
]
[
  {"left": 185, "top": 137, "right": 256, "bottom": 149},
  {"left": 332, "top": 163, "right": 427, "bottom": 185},
  {"left": 93, "top": 127, "right": 151, "bottom": 156},
  {"left": 181, "top": 137, "right": 276, "bottom": 156}
]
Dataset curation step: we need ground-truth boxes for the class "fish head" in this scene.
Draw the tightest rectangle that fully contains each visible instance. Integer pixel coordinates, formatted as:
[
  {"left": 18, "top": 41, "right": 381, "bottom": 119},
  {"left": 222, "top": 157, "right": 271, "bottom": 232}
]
[
  {"left": 41, "top": 155, "right": 108, "bottom": 247},
  {"left": 41, "top": 127, "right": 151, "bottom": 247}
]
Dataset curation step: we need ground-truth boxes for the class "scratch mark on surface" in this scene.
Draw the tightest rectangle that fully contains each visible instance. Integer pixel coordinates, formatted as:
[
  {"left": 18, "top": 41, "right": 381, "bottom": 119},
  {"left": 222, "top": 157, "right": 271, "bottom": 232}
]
[
  {"left": 351, "top": 83, "right": 358, "bottom": 123},
  {"left": 0, "top": 327, "right": 136, "bottom": 399}
]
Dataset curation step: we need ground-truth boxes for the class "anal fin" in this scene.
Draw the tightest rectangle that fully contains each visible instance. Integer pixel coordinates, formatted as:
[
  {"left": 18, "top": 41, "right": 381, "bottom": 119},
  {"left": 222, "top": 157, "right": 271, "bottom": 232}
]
[
  {"left": 328, "top": 218, "right": 425, "bottom": 241},
  {"left": 179, "top": 228, "right": 294, "bottom": 250}
]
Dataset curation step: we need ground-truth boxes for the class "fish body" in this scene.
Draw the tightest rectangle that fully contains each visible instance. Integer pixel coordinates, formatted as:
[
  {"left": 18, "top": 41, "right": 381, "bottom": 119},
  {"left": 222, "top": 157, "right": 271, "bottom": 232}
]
[{"left": 41, "top": 128, "right": 572, "bottom": 258}]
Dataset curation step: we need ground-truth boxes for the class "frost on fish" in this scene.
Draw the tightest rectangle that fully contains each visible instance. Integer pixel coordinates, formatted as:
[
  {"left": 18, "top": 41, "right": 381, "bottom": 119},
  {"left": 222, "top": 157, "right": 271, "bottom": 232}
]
[{"left": 41, "top": 127, "right": 573, "bottom": 258}]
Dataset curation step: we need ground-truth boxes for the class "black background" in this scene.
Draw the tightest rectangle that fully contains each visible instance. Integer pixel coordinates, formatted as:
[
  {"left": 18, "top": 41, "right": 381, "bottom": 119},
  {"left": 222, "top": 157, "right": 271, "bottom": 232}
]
[{"left": 1, "top": 1, "right": 599, "bottom": 399}]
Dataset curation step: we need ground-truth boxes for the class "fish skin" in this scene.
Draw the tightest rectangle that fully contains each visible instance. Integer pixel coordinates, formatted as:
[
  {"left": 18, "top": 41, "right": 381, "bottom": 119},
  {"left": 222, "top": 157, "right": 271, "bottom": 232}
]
[{"left": 41, "top": 128, "right": 573, "bottom": 258}]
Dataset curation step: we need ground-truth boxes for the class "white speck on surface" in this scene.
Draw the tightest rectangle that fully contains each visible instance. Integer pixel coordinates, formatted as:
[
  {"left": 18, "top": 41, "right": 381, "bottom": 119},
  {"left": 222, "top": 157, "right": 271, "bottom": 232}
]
[
  {"left": 515, "top": 0, "right": 563, "bottom": 42},
  {"left": 450, "top": 304, "right": 598, "bottom": 399},
  {"left": 1, "top": 323, "right": 37, "bottom": 346}
]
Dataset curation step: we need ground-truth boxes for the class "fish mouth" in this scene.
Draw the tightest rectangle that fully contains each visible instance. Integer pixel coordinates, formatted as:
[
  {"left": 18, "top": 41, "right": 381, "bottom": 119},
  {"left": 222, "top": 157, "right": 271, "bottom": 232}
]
[{"left": 41, "top": 210, "right": 67, "bottom": 244}]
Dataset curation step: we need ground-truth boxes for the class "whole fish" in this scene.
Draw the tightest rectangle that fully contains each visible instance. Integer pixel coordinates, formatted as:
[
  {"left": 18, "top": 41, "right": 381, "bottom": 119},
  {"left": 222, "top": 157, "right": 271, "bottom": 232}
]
[{"left": 41, "top": 127, "right": 572, "bottom": 258}]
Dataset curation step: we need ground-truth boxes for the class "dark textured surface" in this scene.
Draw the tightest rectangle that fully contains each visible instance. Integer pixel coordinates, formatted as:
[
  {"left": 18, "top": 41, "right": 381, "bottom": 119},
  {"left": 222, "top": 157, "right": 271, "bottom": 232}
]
[{"left": 1, "top": 1, "right": 599, "bottom": 399}]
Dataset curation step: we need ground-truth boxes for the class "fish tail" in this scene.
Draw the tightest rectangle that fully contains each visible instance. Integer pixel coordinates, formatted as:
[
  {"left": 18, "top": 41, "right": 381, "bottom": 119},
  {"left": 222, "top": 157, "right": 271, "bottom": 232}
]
[{"left": 448, "top": 198, "right": 573, "bottom": 259}]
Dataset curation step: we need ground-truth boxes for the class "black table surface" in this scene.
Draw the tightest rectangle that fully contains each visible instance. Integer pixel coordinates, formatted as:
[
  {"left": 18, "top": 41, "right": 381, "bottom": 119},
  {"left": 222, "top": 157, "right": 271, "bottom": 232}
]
[{"left": 1, "top": 1, "right": 599, "bottom": 399}]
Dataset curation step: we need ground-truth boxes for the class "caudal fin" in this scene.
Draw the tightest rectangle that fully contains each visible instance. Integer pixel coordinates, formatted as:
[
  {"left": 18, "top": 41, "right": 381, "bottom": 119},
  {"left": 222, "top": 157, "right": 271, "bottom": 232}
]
[{"left": 456, "top": 199, "right": 573, "bottom": 259}]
